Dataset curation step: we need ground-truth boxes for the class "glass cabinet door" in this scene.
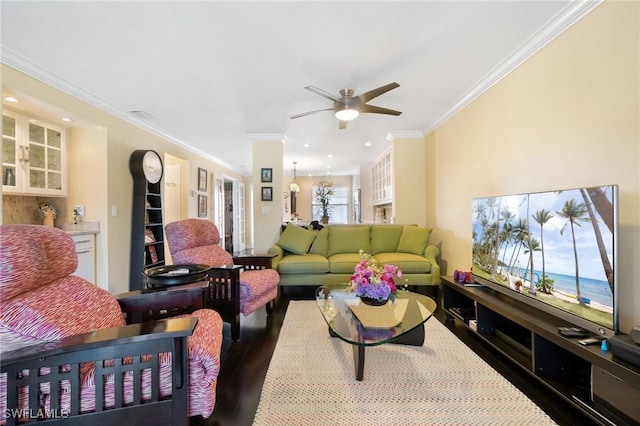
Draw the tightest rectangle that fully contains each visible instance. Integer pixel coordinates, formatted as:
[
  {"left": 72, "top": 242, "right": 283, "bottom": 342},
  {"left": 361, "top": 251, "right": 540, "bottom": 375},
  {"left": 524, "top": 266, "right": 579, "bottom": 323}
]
[
  {"left": 2, "top": 114, "right": 18, "bottom": 189},
  {"left": 28, "top": 122, "right": 63, "bottom": 191},
  {"left": 2, "top": 111, "right": 66, "bottom": 195}
]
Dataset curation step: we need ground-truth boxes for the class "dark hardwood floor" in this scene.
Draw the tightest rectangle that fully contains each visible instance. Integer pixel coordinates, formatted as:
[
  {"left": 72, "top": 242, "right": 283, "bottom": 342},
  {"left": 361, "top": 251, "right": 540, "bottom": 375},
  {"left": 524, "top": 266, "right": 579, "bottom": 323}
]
[{"left": 192, "top": 286, "right": 598, "bottom": 426}]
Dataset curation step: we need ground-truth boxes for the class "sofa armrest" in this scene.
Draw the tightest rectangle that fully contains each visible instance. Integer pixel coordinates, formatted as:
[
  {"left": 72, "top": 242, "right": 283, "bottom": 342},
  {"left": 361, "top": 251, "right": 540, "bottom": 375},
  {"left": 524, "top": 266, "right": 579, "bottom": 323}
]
[
  {"left": 424, "top": 245, "right": 441, "bottom": 284},
  {"left": 267, "top": 245, "right": 284, "bottom": 268}
]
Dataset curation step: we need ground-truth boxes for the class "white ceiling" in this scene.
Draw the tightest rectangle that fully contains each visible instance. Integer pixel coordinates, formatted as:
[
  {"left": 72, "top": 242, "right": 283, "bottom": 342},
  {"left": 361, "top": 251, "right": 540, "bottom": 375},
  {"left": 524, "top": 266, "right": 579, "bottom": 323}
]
[{"left": 0, "top": 1, "right": 599, "bottom": 177}]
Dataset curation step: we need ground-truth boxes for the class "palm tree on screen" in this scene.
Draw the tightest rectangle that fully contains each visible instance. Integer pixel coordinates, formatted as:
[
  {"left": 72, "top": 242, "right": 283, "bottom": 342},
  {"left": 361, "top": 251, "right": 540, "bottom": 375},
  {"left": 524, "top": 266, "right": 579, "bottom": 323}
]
[
  {"left": 557, "top": 199, "right": 590, "bottom": 305},
  {"left": 532, "top": 209, "right": 553, "bottom": 293},
  {"left": 523, "top": 236, "right": 541, "bottom": 295},
  {"left": 580, "top": 188, "right": 614, "bottom": 292}
]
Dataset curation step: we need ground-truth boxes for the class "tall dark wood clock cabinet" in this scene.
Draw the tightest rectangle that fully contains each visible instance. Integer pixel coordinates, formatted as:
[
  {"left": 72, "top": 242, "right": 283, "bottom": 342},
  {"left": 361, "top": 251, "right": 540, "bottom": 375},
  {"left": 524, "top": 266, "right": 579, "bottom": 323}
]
[{"left": 129, "top": 150, "right": 165, "bottom": 290}]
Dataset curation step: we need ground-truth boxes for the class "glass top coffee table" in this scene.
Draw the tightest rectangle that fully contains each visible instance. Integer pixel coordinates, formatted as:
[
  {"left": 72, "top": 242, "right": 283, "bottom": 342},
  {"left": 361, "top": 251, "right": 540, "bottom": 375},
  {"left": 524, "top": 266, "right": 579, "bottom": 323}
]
[{"left": 315, "top": 284, "right": 438, "bottom": 381}]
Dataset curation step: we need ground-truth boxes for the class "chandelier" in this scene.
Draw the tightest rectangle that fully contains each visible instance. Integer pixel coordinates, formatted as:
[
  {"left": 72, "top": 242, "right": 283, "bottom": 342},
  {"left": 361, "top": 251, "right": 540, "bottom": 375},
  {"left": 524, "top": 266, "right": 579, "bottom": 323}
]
[{"left": 289, "top": 162, "right": 299, "bottom": 193}]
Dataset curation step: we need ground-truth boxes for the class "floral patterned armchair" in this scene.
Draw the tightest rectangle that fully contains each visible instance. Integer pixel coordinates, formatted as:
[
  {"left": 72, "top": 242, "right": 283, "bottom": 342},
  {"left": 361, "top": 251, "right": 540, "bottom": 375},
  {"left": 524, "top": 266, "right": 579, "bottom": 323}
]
[
  {"left": 165, "top": 219, "right": 280, "bottom": 341},
  {"left": 0, "top": 224, "right": 223, "bottom": 425}
]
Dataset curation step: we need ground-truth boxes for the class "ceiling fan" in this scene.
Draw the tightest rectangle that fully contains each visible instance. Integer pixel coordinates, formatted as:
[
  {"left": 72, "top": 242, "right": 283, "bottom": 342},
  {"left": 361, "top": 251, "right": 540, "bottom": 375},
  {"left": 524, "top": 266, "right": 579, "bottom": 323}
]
[{"left": 290, "top": 82, "right": 402, "bottom": 129}]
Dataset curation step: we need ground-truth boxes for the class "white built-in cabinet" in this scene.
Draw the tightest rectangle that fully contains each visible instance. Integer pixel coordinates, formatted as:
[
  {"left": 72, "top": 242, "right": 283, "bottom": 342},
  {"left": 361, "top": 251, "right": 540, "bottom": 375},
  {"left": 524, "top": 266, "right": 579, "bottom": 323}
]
[
  {"left": 71, "top": 233, "right": 96, "bottom": 284},
  {"left": 372, "top": 149, "right": 392, "bottom": 205},
  {"left": 2, "top": 109, "right": 68, "bottom": 196}
]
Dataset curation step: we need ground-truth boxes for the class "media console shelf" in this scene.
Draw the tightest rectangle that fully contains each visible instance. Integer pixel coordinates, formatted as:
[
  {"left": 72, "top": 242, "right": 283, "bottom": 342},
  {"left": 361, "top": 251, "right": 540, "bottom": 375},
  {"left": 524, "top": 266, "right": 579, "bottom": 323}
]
[{"left": 441, "top": 276, "right": 640, "bottom": 426}]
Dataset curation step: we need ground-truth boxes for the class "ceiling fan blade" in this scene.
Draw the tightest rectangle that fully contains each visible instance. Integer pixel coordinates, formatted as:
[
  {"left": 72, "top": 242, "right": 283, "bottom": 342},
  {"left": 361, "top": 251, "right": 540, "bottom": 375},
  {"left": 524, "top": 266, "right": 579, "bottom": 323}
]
[
  {"left": 305, "top": 86, "right": 341, "bottom": 103},
  {"left": 289, "top": 108, "right": 333, "bottom": 119},
  {"left": 339, "top": 120, "right": 348, "bottom": 130},
  {"left": 357, "top": 82, "right": 400, "bottom": 103},
  {"left": 360, "top": 104, "right": 402, "bottom": 116}
]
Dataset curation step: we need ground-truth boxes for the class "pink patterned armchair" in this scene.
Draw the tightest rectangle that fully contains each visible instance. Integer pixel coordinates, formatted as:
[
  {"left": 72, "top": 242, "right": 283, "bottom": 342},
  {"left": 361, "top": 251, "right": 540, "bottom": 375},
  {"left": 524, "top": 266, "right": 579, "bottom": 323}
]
[
  {"left": 0, "top": 224, "right": 223, "bottom": 425},
  {"left": 165, "top": 219, "right": 280, "bottom": 341}
]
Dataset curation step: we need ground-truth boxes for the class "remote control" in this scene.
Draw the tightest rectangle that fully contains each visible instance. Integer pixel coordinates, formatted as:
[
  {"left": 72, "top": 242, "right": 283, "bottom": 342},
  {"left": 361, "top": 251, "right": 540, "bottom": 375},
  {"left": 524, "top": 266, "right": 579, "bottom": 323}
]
[
  {"left": 558, "top": 326, "right": 590, "bottom": 337},
  {"left": 578, "top": 338, "right": 603, "bottom": 346}
]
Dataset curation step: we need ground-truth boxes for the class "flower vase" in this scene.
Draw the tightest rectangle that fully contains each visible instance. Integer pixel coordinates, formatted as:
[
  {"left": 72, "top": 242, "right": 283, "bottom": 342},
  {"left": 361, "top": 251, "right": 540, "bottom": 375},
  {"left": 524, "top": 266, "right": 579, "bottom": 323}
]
[
  {"left": 360, "top": 296, "right": 388, "bottom": 306},
  {"left": 321, "top": 215, "right": 329, "bottom": 224}
]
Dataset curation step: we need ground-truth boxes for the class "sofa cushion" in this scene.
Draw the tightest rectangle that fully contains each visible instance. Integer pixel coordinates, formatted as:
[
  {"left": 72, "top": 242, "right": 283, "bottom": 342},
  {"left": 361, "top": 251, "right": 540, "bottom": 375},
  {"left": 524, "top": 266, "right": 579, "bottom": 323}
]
[
  {"left": 277, "top": 254, "right": 329, "bottom": 274},
  {"left": 374, "top": 253, "right": 433, "bottom": 274},
  {"left": 277, "top": 223, "right": 317, "bottom": 255},
  {"left": 308, "top": 226, "right": 329, "bottom": 256},
  {"left": 328, "top": 253, "right": 363, "bottom": 274},
  {"left": 397, "top": 226, "right": 432, "bottom": 255},
  {"left": 370, "top": 225, "right": 404, "bottom": 254},
  {"left": 327, "top": 225, "right": 371, "bottom": 256}
]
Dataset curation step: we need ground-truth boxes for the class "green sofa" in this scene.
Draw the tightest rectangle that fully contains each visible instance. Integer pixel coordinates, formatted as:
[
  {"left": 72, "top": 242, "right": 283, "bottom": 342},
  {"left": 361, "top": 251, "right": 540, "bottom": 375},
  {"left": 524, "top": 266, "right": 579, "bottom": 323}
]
[{"left": 267, "top": 224, "right": 440, "bottom": 288}]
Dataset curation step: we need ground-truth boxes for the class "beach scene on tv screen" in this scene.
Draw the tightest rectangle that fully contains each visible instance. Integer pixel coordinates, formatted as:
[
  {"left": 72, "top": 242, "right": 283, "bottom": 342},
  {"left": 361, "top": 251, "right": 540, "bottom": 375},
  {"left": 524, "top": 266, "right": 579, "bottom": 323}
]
[{"left": 472, "top": 186, "right": 615, "bottom": 329}]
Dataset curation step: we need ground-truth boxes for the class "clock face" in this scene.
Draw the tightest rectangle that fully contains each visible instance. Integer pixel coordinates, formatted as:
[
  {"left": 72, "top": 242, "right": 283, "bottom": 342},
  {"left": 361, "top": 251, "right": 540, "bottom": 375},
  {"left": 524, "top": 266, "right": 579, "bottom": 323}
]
[{"left": 143, "top": 151, "right": 163, "bottom": 183}]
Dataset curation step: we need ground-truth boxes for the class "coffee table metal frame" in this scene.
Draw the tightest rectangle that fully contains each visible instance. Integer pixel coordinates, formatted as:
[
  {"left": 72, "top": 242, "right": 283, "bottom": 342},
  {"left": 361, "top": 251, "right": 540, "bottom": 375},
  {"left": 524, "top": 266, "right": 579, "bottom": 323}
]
[{"left": 315, "top": 285, "right": 437, "bottom": 381}]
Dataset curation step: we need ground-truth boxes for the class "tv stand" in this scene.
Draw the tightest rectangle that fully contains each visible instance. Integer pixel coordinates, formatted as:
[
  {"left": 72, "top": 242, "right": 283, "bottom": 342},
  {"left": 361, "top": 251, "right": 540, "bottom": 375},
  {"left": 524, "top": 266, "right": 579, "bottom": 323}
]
[{"left": 441, "top": 276, "right": 640, "bottom": 426}]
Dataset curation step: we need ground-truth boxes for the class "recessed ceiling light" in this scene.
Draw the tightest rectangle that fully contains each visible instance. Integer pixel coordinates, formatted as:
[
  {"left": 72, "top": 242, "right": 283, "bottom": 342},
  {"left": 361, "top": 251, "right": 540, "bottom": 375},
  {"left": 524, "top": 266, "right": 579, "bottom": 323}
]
[
  {"left": 61, "top": 117, "right": 73, "bottom": 122},
  {"left": 327, "top": 154, "right": 333, "bottom": 158},
  {"left": 303, "top": 144, "right": 310, "bottom": 148},
  {"left": 3, "top": 96, "right": 19, "bottom": 103},
  {"left": 327, "top": 166, "right": 332, "bottom": 169},
  {"left": 365, "top": 141, "right": 372, "bottom": 147}
]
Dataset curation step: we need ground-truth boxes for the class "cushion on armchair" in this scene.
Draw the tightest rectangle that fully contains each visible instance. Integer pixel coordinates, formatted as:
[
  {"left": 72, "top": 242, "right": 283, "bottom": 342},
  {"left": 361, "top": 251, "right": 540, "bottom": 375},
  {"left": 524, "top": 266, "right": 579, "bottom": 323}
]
[
  {"left": 0, "top": 225, "right": 125, "bottom": 352},
  {"left": 166, "top": 218, "right": 234, "bottom": 266}
]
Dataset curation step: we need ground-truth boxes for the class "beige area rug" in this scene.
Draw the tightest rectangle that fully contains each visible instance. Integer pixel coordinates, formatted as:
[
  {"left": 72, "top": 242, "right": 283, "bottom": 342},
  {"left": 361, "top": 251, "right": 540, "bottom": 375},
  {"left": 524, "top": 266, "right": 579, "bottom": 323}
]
[{"left": 253, "top": 300, "right": 557, "bottom": 426}]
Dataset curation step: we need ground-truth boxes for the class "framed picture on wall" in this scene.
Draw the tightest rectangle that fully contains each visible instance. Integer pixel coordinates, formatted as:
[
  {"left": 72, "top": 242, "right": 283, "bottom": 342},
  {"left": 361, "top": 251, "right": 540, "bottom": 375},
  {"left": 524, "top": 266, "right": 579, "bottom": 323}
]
[
  {"left": 198, "top": 168, "right": 208, "bottom": 191},
  {"left": 261, "top": 186, "right": 273, "bottom": 201},
  {"left": 261, "top": 168, "right": 273, "bottom": 183},
  {"left": 198, "top": 194, "right": 207, "bottom": 217}
]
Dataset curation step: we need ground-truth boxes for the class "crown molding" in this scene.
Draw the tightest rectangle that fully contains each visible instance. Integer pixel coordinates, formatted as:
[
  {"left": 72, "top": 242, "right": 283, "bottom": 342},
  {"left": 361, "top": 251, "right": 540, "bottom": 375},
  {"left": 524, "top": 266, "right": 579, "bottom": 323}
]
[
  {"left": 1, "top": 47, "right": 237, "bottom": 172},
  {"left": 424, "top": 0, "right": 603, "bottom": 136}
]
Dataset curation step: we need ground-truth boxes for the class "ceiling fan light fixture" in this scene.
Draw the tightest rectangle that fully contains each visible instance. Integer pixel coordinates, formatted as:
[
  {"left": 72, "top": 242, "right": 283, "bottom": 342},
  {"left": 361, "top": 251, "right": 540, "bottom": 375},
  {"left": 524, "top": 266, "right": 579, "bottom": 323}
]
[{"left": 334, "top": 107, "right": 359, "bottom": 121}]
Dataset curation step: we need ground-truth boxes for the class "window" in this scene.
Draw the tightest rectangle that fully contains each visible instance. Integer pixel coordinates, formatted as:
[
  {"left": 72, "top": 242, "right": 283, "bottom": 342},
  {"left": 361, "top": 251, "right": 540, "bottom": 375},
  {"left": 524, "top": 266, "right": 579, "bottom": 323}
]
[{"left": 312, "top": 185, "right": 349, "bottom": 224}]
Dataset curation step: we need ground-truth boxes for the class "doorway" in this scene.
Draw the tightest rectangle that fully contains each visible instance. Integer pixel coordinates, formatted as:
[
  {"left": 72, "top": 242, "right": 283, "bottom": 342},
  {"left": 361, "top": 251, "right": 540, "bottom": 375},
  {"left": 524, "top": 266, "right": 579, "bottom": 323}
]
[
  {"left": 163, "top": 154, "right": 184, "bottom": 264},
  {"left": 213, "top": 175, "right": 246, "bottom": 255}
]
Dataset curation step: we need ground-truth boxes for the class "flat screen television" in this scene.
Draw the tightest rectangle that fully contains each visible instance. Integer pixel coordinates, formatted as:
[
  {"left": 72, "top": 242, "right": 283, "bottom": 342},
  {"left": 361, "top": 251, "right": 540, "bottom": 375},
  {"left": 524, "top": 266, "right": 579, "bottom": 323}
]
[{"left": 471, "top": 184, "right": 618, "bottom": 337}]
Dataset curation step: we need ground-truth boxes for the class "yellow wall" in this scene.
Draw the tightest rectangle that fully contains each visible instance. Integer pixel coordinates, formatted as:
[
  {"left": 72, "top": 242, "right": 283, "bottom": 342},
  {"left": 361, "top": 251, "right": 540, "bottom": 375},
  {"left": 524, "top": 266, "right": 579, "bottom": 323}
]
[
  {"left": 2, "top": 65, "right": 243, "bottom": 294},
  {"left": 431, "top": 1, "right": 639, "bottom": 332},
  {"left": 68, "top": 126, "right": 109, "bottom": 289},
  {"left": 252, "top": 139, "right": 284, "bottom": 253},
  {"left": 391, "top": 136, "right": 427, "bottom": 226}
]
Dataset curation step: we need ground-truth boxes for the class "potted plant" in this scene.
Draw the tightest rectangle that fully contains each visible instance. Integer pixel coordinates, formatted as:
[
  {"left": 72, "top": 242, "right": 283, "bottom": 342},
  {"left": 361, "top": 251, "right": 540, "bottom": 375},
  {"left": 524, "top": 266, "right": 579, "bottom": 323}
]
[{"left": 314, "top": 177, "right": 334, "bottom": 224}]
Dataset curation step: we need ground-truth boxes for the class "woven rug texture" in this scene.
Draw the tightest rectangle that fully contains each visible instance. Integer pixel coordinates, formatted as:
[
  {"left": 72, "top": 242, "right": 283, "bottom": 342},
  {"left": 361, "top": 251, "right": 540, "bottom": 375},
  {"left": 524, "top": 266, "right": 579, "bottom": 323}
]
[{"left": 253, "top": 300, "right": 557, "bottom": 426}]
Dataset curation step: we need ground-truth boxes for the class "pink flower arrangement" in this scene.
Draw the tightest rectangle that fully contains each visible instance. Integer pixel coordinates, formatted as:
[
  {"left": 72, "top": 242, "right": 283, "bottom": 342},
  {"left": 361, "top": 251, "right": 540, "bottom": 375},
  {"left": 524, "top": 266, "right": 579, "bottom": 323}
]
[{"left": 348, "top": 250, "right": 402, "bottom": 302}]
